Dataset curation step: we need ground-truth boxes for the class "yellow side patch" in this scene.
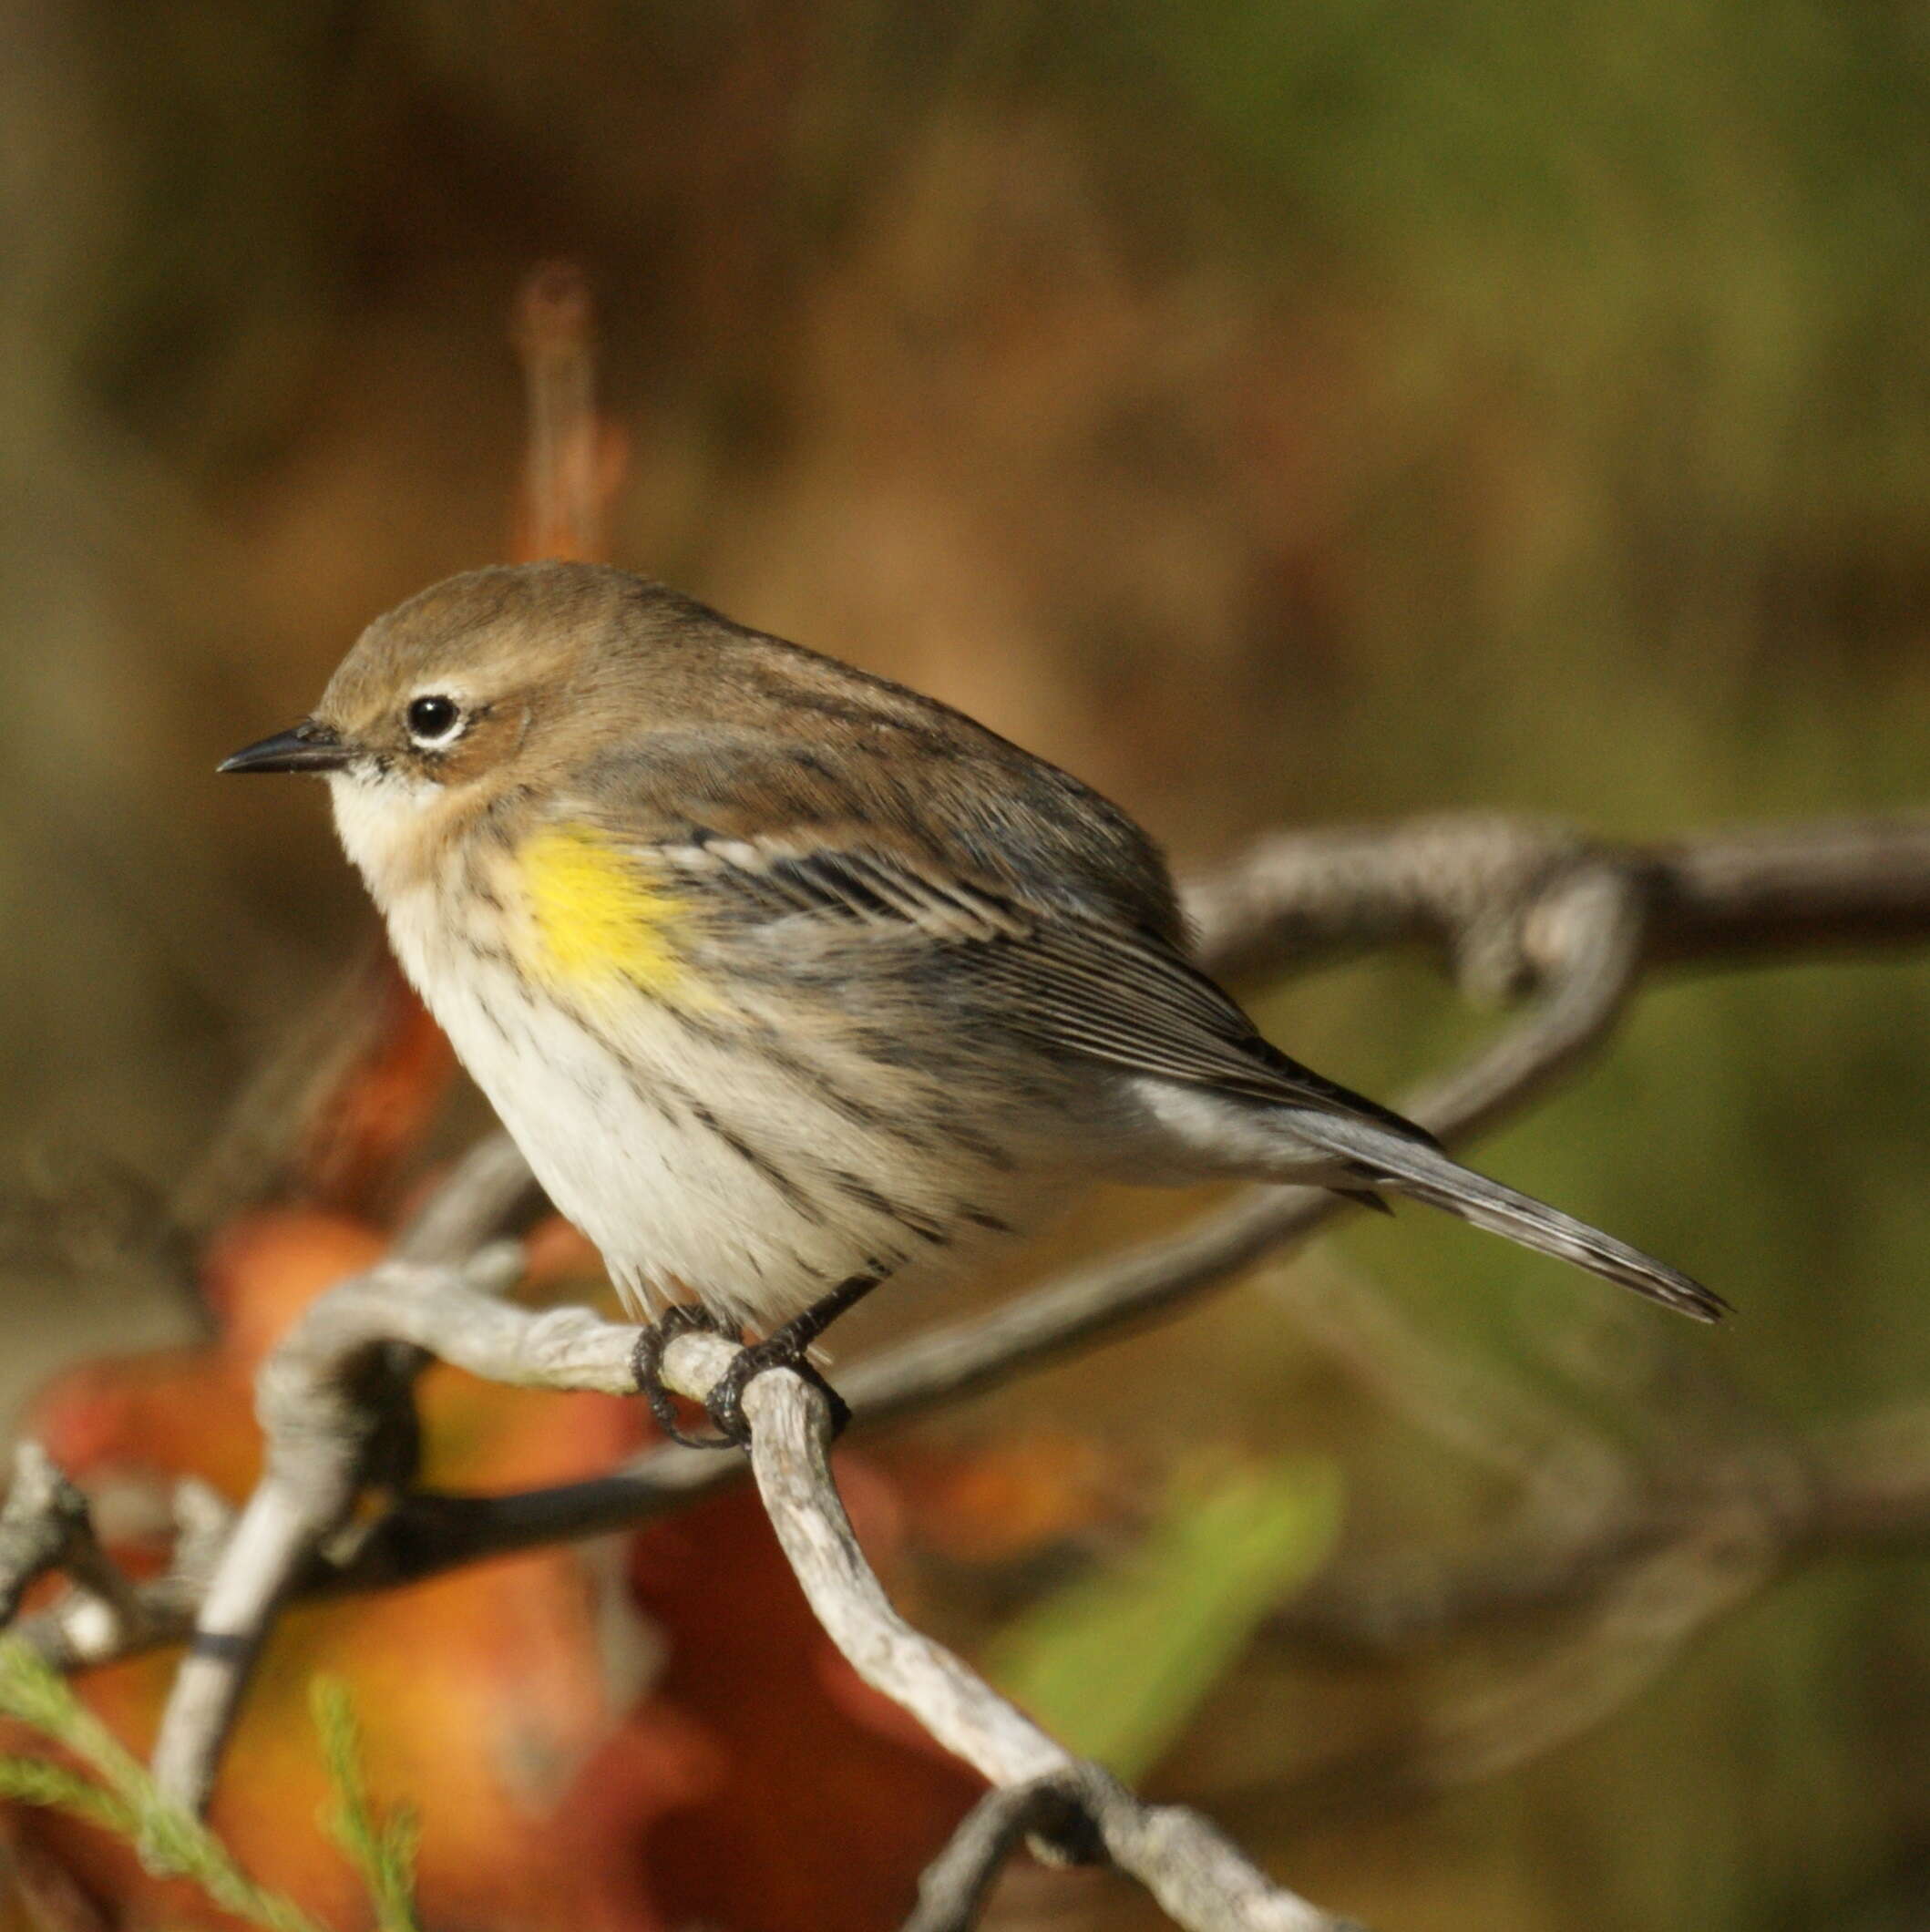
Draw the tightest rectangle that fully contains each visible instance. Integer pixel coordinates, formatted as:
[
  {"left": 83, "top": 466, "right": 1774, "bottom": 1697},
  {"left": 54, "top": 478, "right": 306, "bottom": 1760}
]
[{"left": 517, "top": 823, "right": 694, "bottom": 1000}]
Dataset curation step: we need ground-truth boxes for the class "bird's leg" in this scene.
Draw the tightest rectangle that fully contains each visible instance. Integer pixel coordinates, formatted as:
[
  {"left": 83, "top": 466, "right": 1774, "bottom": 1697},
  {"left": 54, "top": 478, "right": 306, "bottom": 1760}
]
[
  {"left": 630, "top": 1301, "right": 743, "bottom": 1448},
  {"left": 702, "top": 1270, "right": 885, "bottom": 1448}
]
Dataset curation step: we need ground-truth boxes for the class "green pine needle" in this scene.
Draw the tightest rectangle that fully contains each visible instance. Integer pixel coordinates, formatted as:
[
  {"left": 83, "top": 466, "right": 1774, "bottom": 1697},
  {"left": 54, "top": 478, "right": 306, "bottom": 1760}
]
[
  {"left": 0, "top": 1752, "right": 137, "bottom": 1834},
  {"left": 311, "top": 1678, "right": 422, "bottom": 1932},
  {"left": 0, "top": 1639, "right": 395, "bottom": 1932}
]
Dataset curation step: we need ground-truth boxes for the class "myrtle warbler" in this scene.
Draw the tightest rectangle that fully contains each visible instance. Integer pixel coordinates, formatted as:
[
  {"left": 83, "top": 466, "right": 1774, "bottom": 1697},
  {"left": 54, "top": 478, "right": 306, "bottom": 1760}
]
[{"left": 222, "top": 562, "right": 1721, "bottom": 1437}]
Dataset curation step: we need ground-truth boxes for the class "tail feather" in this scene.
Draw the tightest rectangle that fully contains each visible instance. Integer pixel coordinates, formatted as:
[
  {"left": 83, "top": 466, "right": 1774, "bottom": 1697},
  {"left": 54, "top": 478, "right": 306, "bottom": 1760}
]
[{"left": 1279, "top": 1111, "right": 1728, "bottom": 1323}]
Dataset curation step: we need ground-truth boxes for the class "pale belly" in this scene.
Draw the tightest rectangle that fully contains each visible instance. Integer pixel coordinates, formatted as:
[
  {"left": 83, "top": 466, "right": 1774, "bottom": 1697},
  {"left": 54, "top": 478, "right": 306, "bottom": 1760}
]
[{"left": 376, "top": 884, "right": 1038, "bottom": 1329}]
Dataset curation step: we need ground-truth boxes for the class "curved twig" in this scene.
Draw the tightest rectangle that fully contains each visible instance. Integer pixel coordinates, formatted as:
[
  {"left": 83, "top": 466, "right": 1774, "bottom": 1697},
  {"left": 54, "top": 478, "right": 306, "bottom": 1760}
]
[
  {"left": 665, "top": 1330, "right": 1359, "bottom": 1932},
  {"left": 149, "top": 1137, "right": 538, "bottom": 1813}
]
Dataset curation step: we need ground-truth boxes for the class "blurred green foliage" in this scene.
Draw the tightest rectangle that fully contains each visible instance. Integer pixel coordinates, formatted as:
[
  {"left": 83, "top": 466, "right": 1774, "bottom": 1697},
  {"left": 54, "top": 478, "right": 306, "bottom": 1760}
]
[{"left": 987, "top": 1455, "right": 1341, "bottom": 1780}]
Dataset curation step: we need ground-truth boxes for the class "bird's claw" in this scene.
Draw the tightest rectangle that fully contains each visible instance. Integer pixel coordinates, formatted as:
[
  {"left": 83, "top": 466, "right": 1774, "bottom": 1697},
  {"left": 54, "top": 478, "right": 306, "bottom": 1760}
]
[
  {"left": 631, "top": 1306, "right": 852, "bottom": 1451},
  {"left": 631, "top": 1303, "right": 741, "bottom": 1449},
  {"left": 702, "top": 1337, "right": 852, "bottom": 1447}
]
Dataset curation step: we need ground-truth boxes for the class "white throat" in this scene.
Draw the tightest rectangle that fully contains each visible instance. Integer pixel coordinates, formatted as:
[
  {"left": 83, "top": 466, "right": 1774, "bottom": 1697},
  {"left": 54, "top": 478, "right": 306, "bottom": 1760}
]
[{"left": 327, "top": 765, "right": 446, "bottom": 906}]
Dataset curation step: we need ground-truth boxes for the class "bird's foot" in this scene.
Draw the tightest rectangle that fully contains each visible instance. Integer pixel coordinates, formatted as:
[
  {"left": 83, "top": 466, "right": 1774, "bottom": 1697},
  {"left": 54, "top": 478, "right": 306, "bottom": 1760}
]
[
  {"left": 702, "top": 1331, "right": 852, "bottom": 1449},
  {"left": 631, "top": 1303, "right": 743, "bottom": 1448}
]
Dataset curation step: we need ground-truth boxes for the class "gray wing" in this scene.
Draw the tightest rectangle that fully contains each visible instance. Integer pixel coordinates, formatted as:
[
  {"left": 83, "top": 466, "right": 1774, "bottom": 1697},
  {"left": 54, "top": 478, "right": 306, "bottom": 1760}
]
[{"left": 654, "top": 832, "right": 1436, "bottom": 1146}]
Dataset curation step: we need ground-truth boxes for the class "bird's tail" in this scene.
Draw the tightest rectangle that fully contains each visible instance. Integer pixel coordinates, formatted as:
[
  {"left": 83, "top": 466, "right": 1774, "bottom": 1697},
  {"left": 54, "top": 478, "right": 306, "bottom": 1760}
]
[{"left": 1275, "top": 1110, "right": 1728, "bottom": 1323}]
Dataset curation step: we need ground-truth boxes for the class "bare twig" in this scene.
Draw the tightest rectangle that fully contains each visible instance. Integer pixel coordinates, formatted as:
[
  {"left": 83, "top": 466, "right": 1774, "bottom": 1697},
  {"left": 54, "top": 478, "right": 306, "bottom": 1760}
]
[
  {"left": 0, "top": 1445, "right": 140, "bottom": 1634},
  {"left": 902, "top": 1777, "right": 1096, "bottom": 1932},
  {"left": 20, "top": 1481, "right": 230, "bottom": 1675},
  {"left": 144, "top": 1283, "right": 1373, "bottom": 1924},
  {"left": 0, "top": 1445, "right": 234, "bottom": 1690},
  {"left": 511, "top": 262, "right": 617, "bottom": 565},
  {"left": 1185, "top": 811, "right": 1930, "bottom": 991},
  {"left": 663, "top": 1331, "right": 1359, "bottom": 1932},
  {"left": 146, "top": 1478, "right": 335, "bottom": 1813},
  {"left": 388, "top": 1132, "right": 537, "bottom": 1264},
  {"left": 149, "top": 1135, "right": 539, "bottom": 1812}
]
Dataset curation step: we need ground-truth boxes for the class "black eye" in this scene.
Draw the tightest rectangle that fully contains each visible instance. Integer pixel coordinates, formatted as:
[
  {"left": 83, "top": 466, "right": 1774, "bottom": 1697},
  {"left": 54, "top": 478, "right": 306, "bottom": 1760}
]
[{"left": 406, "top": 694, "right": 462, "bottom": 745}]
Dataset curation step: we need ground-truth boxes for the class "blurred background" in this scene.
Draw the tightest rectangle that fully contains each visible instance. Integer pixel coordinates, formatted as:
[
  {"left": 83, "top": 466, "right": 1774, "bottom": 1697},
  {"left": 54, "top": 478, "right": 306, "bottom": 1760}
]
[{"left": 3, "top": 5, "right": 1929, "bottom": 1929}]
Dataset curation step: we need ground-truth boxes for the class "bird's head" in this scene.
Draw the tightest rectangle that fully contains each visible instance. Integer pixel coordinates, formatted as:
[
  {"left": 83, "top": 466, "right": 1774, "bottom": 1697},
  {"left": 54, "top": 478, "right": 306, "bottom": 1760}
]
[{"left": 220, "top": 561, "right": 695, "bottom": 890}]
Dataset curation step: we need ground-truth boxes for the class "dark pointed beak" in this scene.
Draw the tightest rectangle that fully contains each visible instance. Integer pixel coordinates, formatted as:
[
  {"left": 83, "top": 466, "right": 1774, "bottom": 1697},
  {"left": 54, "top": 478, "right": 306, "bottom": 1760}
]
[{"left": 218, "top": 719, "right": 351, "bottom": 775}]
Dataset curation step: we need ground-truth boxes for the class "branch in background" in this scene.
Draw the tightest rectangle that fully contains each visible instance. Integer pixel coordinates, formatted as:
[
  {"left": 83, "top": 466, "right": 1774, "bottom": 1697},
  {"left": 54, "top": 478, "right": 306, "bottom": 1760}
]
[
  {"left": 902, "top": 1776, "right": 1099, "bottom": 1932},
  {"left": 0, "top": 1445, "right": 142, "bottom": 1638},
  {"left": 149, "top": 1140, "right": 535, "bottom": 1815},
  {"left": 15, "top": 1496, "right": 228, "bottom": 1684},
  {"left": 511, "top": 262, "right": 622, "bottom": 565},
  {"left": 0, "top": 1442, "right": 232, "bottom": 1681},
  {"left": 1185, "top": 811, "right": 1930, "bottom": 992}
]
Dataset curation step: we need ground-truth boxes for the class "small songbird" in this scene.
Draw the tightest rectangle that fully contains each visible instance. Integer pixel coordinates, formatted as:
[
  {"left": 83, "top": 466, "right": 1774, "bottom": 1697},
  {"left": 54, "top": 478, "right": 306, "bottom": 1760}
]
[{"left": 222, "top": 562, "right": 1722, "bottom": 1438}]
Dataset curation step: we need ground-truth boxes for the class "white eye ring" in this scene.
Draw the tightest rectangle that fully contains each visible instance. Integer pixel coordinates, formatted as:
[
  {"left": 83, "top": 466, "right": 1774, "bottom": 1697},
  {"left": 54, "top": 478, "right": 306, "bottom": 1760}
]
[{"left": 406, "top": 694, "right": 465, "bottom": 748}]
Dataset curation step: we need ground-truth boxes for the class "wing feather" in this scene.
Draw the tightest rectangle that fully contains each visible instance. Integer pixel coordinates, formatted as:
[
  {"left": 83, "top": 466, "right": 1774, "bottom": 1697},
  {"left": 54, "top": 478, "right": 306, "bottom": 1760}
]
[{"left": 644, "top": 828, "right": 1434, "bottom": 1144}]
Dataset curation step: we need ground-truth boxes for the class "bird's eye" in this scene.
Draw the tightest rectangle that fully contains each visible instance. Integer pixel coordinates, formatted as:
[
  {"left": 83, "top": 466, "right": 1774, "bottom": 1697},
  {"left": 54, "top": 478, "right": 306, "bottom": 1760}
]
[{"left": 406, "top": 694, "right": 463, "bottom": 746}]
